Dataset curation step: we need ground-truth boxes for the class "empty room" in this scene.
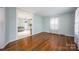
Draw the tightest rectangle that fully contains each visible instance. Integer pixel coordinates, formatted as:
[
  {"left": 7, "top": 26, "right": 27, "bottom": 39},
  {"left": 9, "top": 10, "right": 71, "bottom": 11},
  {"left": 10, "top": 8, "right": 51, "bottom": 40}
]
[{"left": 0, "top": 7, "right": 79, "bottom": 51}]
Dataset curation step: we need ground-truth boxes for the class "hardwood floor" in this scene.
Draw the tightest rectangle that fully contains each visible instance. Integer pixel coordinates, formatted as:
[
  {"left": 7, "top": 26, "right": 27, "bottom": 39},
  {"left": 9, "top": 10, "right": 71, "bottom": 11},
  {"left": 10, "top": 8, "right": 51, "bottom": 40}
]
[{"left": 2, "top": 32, "right": 77, "bottom": 51}]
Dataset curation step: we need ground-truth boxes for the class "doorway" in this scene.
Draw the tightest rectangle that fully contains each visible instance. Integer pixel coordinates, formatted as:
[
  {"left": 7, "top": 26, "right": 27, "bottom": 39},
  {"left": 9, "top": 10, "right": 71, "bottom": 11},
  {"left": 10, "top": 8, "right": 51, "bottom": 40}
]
[{"left": 17, "top": 8, "right": 32, "bottom": 39}]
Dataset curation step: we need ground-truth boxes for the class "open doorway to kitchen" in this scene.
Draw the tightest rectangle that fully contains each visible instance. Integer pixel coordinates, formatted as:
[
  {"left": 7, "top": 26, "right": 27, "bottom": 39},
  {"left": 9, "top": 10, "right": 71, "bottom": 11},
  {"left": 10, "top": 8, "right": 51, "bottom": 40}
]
[{"left": 17, "top": 8, "right": 32, "bottom": 39}]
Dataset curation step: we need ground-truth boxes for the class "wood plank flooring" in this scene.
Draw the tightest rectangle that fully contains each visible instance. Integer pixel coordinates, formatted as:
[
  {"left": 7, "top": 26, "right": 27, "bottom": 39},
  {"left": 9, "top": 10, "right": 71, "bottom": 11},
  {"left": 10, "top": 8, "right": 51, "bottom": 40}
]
[{"left": 2, "top": 32, "right": 77, "bottom": 51}]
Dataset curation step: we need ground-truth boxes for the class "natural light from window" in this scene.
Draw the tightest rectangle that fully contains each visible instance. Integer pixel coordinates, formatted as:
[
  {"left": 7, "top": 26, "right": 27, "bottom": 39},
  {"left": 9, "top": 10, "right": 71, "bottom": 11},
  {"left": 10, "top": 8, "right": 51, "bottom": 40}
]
[{"left": 50, "top": 17, "right": 59, "bottom": 32}]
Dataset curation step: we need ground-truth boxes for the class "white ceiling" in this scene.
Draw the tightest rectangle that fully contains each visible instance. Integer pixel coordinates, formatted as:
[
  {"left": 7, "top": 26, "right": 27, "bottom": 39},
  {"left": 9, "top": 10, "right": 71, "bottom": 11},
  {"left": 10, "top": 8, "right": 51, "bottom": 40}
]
[{"left": 19, "top": 7, "right": 77, "bottom": 16}]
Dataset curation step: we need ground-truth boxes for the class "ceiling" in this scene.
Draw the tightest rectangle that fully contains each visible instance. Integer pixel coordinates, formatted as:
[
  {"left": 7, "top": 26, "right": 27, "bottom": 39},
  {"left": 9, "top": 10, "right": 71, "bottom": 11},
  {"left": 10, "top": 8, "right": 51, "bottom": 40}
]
[{"left": 19, "top": 7, "right": 77, "bottom": 16}]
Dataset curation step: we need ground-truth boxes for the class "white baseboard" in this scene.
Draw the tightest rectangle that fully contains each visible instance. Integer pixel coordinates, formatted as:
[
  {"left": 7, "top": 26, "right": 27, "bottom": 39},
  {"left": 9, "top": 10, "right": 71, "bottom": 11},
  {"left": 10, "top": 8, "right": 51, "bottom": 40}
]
[
  {"left": 0, "top": 44, "right": 6, "bottom": 49},
  {"left": 64, "top": 34, "right": 74, "bottom": 37},
  {"left": 0, "top": 39, "right": 17, "bottom": 49},
  {"left": 49, "top": 32, "right": 74, "bottom": 37}
]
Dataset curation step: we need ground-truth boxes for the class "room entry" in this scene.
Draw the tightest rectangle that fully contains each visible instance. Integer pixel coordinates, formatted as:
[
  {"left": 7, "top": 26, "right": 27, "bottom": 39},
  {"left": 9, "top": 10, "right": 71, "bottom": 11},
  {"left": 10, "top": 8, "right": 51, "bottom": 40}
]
[{"left": 17, "top": 8, "right": 32, "bottom": 39}]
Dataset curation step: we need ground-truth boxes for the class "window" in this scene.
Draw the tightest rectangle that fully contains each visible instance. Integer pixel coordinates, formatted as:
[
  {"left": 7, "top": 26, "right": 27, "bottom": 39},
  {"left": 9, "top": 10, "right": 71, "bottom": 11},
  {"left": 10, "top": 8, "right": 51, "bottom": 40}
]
[{"left": 50, "top": 17, "right": 59, "bottom": 31}]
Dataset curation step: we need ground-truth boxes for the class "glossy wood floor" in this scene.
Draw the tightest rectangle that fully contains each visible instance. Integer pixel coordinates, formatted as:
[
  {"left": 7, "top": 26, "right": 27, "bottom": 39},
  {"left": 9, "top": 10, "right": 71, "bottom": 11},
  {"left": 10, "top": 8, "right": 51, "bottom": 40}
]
[{"left": 2, "top": 32, "right": 77, "bottom": 51}]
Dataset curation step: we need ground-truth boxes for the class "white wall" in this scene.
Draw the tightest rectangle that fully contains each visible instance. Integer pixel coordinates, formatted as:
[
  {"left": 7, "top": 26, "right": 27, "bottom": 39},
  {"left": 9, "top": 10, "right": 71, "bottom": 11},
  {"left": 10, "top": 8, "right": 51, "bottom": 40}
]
[
  {"left": 5, "top": 7, "right": 17, "bottom": 44},
  {"left": 43, "top": 12, "right": 75, "bottom": 37},
  {"left": 0, "top": 8, "right": 6, "bottom": 48}
]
